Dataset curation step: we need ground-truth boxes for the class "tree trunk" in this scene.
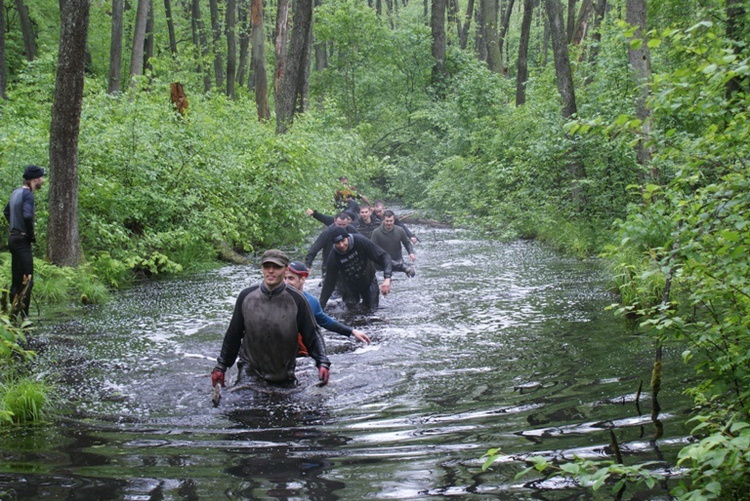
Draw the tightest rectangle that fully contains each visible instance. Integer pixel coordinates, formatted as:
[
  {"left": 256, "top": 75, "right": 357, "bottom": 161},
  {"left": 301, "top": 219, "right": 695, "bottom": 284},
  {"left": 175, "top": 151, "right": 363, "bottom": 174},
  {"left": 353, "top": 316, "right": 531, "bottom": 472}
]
[
  {"left": 726, "top": 0, "right": 745, "bottom": 99},
  {"left": 459, "top": 0, "right": 474, "bottom": 49},
  {"left": 448, "top": 0, "right": 461, "bottom": 42},
  {"left": 431, "top": 0, "right": 447, "bottom": 88},
  {"left": 129, "top": 0, "right": 150, "bottom": 86},
  {"left": 15, "top": 0, "right": 36, "bottom": 61},
  {"left": 566, "top": 0, "right": 576, "bottom": 42},
  {"left": 209, "top": 0, "right": 225, "bottom": 88},
  {"left": 226, "top": 0, "right": 237, "bottom": 99},
  {"left": 252, "top": 0, "right": 269, "bottom": 120},
  {"left": 516, "top": 0, "right": 533, "bottom": 105},
  {"left": 545, "top": 0, "right": 576, "bottom": 118},
  {"left": 571, "top": 0, "right": 593, "bottom": 45},
  {"left": 237, "top": 0, "right": 249, "bottom": 86},
  {"left": 626, "top": 0, "right": 652, "bottom": 173},
  {"left": 275, "top": 0, "right": 313, "bottom": 133},
  {"left": 143, "top": 1, "right": 154, "bottom": 74},
  {"left": 0, "top": 0, "right": 6, "bottom": 99},
  {"left": 193, "top": 0, "right": 212, "bottom": 91},
  {"left": 48, "top": 0, "right": 90, "bottom": 268},
  {"left": 498, "top": 0, "right": 515, "bottom": 75},
  {"left": 483, "top": 0, "right": 502, "bottom": 72},
  {"left": 584, "top": 0, "right": 606, "bottom": 84},
  {"left": 164, "top": 0, "right": 178, "bottom": 55},
  {"left": 107, "top": 0, "right": 124, "bottom": 93}
]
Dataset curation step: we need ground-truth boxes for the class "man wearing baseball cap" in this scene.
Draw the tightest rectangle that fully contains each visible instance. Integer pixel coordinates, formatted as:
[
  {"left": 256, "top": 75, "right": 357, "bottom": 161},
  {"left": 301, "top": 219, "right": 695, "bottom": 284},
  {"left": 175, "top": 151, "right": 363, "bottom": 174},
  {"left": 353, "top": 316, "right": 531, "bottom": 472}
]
[
  {"left": 4, "top": 164, "right": 46, "bottom": 319},
  {"left": 211, "top": 249, "right": 331, "bottom": 389}
]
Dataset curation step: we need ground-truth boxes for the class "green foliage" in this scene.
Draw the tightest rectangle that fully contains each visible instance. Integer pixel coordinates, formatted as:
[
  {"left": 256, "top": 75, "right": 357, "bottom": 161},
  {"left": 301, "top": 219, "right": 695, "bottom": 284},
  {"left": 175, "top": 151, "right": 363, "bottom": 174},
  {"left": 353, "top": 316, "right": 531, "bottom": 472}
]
[
  {"left": 0, "top": 376, "right": 52, "bottom": 426},
  {"left": 0, "top": 313, "right": 35, "bottom": 362}
]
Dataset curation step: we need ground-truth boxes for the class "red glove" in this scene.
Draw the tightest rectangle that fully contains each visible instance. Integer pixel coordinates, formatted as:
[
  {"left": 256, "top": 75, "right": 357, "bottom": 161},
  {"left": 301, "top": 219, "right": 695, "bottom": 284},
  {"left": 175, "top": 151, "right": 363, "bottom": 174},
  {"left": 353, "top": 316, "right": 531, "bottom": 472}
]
[
  {"left": 318, "top": 366, "right": 330, "bottom": 385},
  {"left": 211, "top": 368, "right": 225, "bottom": 387}
]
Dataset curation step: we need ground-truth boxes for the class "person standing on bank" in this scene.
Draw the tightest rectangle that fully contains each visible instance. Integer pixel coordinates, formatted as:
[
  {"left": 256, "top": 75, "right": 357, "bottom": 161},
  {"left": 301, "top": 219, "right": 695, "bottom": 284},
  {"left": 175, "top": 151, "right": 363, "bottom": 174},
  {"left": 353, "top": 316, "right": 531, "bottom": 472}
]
[
  {"left": 284, "top": 261, "right": 371, "bottom": 346},
  {"left": 371, "top": 210, "right": 417, "bottom": 278},
  {"left": 319, "top": 227, "right": 393, "bottom": 311},
  {"left": 3, "top": 165, "right": 45, "bottom": 318},
  {"left": 211, "top": 250, "right": 331, "bottom": 389}
]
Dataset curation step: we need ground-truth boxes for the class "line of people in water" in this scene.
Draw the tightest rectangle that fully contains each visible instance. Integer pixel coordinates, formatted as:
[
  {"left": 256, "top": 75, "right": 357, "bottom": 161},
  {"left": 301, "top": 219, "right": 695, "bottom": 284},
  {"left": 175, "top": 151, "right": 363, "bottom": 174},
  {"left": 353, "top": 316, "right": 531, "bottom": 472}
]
[{"left": 212, "top": 179, "right": 418, "bottom": 393}]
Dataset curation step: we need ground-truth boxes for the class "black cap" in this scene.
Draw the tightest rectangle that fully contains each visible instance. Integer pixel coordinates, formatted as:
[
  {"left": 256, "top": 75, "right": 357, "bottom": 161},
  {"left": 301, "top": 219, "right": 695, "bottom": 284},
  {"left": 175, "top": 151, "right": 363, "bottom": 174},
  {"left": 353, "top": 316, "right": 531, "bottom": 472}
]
[
  {"left": 288, "top": 261, "right": 309, "bottom": 277},
  {"left": 330, "top": 226, "right": 349, "bottom": 243},
  {"left": 260, "top": 249, "right": 290, "bottom": 267},
  {"left": 23, "top": 165, "right": 46, "bottom": 180}
]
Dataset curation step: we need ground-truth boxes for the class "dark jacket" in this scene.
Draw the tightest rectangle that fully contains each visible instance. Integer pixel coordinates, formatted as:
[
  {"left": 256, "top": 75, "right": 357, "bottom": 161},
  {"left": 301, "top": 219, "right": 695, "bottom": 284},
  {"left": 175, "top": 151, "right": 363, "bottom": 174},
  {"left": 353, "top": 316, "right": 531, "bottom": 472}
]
[
  {"left": 319, "top": 234, "right": 392, "bottom": 308},
  {"left": 216, "top": 282, "right": 330, "bottom": 382},
  {"left": 4, "top": 187, "right": 36, "bottom": 242},
  {"left": 305, "top": 224, "right": 359, "bottom": 273}
]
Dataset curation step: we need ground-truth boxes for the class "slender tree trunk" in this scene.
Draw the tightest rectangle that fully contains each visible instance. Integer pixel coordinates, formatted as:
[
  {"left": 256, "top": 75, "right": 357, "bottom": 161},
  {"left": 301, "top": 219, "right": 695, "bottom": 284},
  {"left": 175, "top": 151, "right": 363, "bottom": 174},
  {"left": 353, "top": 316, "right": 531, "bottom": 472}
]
[
  {"left": 15, "top": 0, "right": 36, "bottom": 61},
  {"left": 626, "top": 0, "right": 653, "bottom": 174},
  {"left": 475, "top": 0, "right": 486, "bottom": 61},
  {"left": 237, "top": 0, "right": 249, "bottom": 86},
  {"left": 209, "top": 0, "right": 225, "bottom": 88},
  {"left": 164, "top": 0, "right": 178, "bottom": 55},
  {"left": 108, "top": 0, "right": 124, "bottom": 93},
  {"left": 516, "top": 0, "right": 533, "bottom": 105},
  {"left": 483, "top": 0, "right": 502, "bottom": 72},
  {"left": 566, "top": 0, "right": 576, "bottom": 42},
  {"left": 545, "top": 0, "right": 576, "bottom": 118},
  {"left": 571, "top": 0, "right": 593, "bottom": 45},
  {"left": 48, "top": 0, "right": 90, "bottom": 268},
  {"left": 459, "top": 0, "right": 474, "bottom": 49},
  {"left": 431, "top": 0, "right": 447, "bottom": 88},
  {"left": 193, "top": 0, "right": 212, "bottom": 91},
  {"left": 0, "top": 0, "right": 6, "bottom": 99},
  {"left": 226, "top": 0, "right": 237, "bottom": 98},
  {"left": 542, "top": 5, "right": 549, "bottom": 66},
  {"left": 498, "top": 0, "right": 515, "bottom": 75},
  {"left": 129, "top": 0, "right": 150, "bottom": 86},
  {"left": 252, "top": 0, "right": 270, "bottom": 120},
  {"left": 143, "top": 1, "right": 154, "bottom": 74},
  {"left": 584, "top": 0, "right": 606, "bottom": 84},
  {"left": 275, "top": 0, "right": 313, "bottom": 133},
  {"left": 448, "top": 0, "right": 461, "bottom": 42},
  {"left": 726, "top": 0, "right": 745, "bottom": 99}
]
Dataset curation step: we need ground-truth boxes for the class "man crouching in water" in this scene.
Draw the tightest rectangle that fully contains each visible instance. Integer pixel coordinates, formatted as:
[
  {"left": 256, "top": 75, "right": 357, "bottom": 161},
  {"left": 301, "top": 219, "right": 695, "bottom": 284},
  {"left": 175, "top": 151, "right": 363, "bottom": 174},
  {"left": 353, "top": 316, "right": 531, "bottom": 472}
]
[{"left": 211, "top": 249, "right": 331, "bottom": 389}]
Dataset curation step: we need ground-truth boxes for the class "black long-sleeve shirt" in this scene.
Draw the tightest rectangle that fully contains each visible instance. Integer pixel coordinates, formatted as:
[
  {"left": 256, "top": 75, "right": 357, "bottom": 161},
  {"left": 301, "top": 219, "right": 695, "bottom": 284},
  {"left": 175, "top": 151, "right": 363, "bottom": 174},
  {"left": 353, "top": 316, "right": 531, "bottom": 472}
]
[{"left": 4, "top": 187, "right": 36, "bottom": 242}]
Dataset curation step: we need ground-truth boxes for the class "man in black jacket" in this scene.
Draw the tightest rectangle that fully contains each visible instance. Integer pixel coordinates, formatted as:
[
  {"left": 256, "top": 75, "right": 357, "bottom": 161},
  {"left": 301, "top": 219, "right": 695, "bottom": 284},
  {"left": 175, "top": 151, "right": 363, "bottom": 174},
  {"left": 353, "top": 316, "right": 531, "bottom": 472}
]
[
  {"left": 319, "top": 227, "right": 393, "bottom": 311},
  {"left": 211, "top": 249, "right": 331, "bottom": 389},
  {"left": 305, "top": 212, "right": 358, "bottom": 278}
]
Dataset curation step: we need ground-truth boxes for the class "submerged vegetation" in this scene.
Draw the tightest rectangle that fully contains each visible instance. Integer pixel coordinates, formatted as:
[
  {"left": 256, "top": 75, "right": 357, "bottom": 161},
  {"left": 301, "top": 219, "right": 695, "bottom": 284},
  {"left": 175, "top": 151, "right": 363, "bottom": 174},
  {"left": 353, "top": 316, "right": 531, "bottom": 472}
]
[{"left": 0, "top": 0, "right": 749, "bottom": 497}]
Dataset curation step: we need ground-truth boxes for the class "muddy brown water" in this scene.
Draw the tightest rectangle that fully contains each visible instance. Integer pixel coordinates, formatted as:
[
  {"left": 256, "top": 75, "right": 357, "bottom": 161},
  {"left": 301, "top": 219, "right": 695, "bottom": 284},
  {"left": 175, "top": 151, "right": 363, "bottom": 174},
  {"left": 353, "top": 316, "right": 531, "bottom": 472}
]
[{"left": 0, "top": 226, "right": 693, "bottom": 499}]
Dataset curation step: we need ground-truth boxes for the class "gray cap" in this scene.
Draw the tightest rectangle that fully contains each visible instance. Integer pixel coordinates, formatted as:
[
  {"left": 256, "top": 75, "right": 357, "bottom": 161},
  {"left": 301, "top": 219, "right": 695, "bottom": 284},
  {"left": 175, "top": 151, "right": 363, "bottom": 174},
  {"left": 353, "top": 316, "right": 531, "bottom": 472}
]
[{"left": 260, "top": 249, "right": 290, "bottom": 267}]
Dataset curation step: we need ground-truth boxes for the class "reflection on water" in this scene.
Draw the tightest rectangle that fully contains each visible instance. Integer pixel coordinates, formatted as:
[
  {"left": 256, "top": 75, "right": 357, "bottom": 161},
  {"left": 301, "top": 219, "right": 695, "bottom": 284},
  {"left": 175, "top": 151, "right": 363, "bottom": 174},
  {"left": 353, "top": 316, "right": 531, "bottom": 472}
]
[{"left": 0, "top": 228, "right": 693, "bottom": 499}]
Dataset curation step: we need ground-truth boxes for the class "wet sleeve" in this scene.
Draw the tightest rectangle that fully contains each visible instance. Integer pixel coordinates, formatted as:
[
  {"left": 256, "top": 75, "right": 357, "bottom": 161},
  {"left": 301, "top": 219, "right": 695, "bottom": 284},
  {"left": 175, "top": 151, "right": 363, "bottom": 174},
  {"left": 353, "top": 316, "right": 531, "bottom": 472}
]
[
  {"left": 312, "top": 211, "right": 334, "bottom": 226},
  {"left": 365, "top": 238, "right": 392, "bottom": 279},
  {"left": 318, "top": 255, "right": 339, "bottom": 308},
  {"left": 23, "top": 193, "right": 35, "bottom": 242},
  {"left": 305, "top": 230, "right": 328, "bottom": 268},
  {"left": 216, "top": 288, "right": 251, "bottom": 369},
  {"left": 295, "top": 292, "right": 331, "bottom": 368},
  {"left": 309, "top": 294, "right": 352, "bottom": 336},
  {"left": 402, "top": 230, "right": 414, "bottom": 255}
]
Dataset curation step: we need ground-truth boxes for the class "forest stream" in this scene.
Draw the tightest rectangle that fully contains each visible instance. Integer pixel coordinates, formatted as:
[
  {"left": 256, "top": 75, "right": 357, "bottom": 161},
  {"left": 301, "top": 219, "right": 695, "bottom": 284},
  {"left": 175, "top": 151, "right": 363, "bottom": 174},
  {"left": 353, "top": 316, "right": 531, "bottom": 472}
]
[{"left": 0, "top": 224, "right": 694, "bottom": 500}]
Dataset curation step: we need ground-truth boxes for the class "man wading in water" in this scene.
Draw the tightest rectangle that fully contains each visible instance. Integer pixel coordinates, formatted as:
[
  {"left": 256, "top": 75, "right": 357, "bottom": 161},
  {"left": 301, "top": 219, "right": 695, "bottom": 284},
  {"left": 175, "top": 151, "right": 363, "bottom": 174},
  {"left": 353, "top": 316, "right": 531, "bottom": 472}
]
[{"left": 211, "top": 250, "right": 331, "bottom": 392}]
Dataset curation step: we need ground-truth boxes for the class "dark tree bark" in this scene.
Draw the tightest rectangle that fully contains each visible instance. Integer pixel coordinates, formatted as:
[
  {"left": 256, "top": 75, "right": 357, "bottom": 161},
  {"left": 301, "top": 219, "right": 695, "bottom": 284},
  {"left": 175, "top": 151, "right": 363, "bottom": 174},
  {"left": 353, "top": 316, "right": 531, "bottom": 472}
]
[
  {"left": 129, "top": 0, "right": 150, "bottom": 86},
  {"left": 459, "top": 0, "right": 474, "bottom": 49},
  {"left": 545, "top": 0, "right": 576, "bottom": 118},
  {"left": 193, "top": 0, "right": 212, "bottom": 91},
  {"left": 584, "top": 0, "right": 606, "bottom": 85},
  {"left": 566, "top": 0, "right": 576, "bottom": 42},
  {"left": 275, "top": 0, "right": 313, "bottom": 133},
  {"left": 483, "top": 0, "right": 502, "bottom": 72},
  {"left": 498, "top": 0, "right": 515, "bottom": 75},
  {"left": 108, "top": 0, "right": 124, "bottom": 93},
  {"left": 48, "top": 0, "right": 90, "bottom": 268},
  {"left": 226, "top": 0, "right": 237, "bottom": 99},
  {"left": 626, "top": 0, "right": 652, "bottom": 171},
  {"left": 431, "top": 0, "right": 447, "bottom": 88},
  {"left": 475, "top": 0, "right": 486, "bottom": 61},
  {"left": 726, "top": 0, "right": 745, "bottom": 99},
  {"left": 143, "top": 1, "right": 154, "bottom": 74},
  {"left": 15, "top": 0, "right": 36, "bottom": 61},
  {"left": 237, "top": 0, "right": 249, "bottom": 86},
  {"left": 209, "top": 0, "right": 225, "bottom": 88},
  {"left": 252, "top": 0, "right": 269, "bottom": 120},
  {"left": 164, "top": 0, "right": 178, "bottom": 55},
  {"left": 1, "top": 0, "right": 9, "bottom": 99},
  {"left": 516, "top": 0, "right": 534, "bottom": 105},
  {"left": 448, "top": 0, "right": 461, "bottom": 42},
  {"left": 571, "top": 0, "right": 593, "bottom": 45}
]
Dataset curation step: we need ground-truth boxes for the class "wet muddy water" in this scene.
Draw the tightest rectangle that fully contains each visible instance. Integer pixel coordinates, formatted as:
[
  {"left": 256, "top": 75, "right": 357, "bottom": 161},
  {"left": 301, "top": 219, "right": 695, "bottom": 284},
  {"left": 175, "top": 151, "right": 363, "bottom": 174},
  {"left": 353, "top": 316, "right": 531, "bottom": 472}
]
[{"left": 0, "top": 226, "right": 693, "bottom": 499}]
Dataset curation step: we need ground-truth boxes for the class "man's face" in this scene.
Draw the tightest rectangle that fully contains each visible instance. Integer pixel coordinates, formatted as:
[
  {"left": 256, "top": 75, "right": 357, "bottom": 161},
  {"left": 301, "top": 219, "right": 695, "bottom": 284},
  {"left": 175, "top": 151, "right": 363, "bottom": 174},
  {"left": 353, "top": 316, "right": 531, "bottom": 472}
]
[
  {"left": 334, "top": 217, "right": 349, "bottom": 228},
  {"left": 383, "top": 215, "right": 395, "bottom": 231},
  {"left": 373, "top": 205, "right": 384, "bottom": 218},
  {"left": 262, "top": 262, "right": 286, "bottom": 289},
  {"left": 334, "top": 238, "right": 350, "bottom": 253},
  {"left": 359, "top": 207, "right": 371, "bottom": 222},
  {"left": 32, "top": 177, "right": 45, "bottom": 190},
  {"left": 284, "top": 270, "right": 304, "bottom": 291}
]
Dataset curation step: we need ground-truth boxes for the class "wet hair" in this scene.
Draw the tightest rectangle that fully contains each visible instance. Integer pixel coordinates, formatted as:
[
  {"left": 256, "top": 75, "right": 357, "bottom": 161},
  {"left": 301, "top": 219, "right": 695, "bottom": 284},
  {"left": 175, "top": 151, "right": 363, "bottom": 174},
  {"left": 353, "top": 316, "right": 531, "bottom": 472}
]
[
  {"left": 335, "top": 211, "right": 352, "bottom": 221},
  {"left": 373, "top": 200, "right": 385, "bottom": 209},
  {"left": 359, "top": 204, "right": 371, "bottom": 211},
  {"left": 383, "top": 210, "right": 396, "bottom": 219}
]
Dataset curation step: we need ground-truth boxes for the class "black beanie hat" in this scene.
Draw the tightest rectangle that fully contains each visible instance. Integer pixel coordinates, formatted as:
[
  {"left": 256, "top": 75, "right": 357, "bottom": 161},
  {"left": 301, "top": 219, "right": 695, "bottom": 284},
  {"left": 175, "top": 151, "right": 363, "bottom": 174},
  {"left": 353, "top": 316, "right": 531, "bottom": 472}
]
[
  {"left": 330, "top": 226, "right": 349, "bottom": 243},
  {"left": 23, "top": 165, "right": 46, "bottom": 180}
]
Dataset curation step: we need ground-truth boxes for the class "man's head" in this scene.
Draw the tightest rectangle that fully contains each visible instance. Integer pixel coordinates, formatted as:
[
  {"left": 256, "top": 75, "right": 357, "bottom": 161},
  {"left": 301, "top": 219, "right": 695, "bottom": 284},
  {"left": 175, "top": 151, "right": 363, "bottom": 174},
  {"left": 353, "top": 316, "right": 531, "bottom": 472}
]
[
  {"left": 284, "top": 261, "right": 309, "bottom": 291},
  {"left": 334, "top": 211, "right": 351, "bottom": 228},
  {"left": 330, "top": 226, "right": 351, "bottom": 253},
  {"left": 359, "top": 204, "right": 372, "bottom": 223},
  {"left": 339, "top": 175, "right": 349, "bottom": 185},
  {"left": 22, "top": 165, "right": 45, "bottom": 190},
  {"left": 260, "top": 249, "right": 290, "bottom": 289},
  {"left": 383, "top": 210, "right": 396, "bottom": 231},
  {"left": 373, "top": 201, "right": 385, "bottom": 219}
]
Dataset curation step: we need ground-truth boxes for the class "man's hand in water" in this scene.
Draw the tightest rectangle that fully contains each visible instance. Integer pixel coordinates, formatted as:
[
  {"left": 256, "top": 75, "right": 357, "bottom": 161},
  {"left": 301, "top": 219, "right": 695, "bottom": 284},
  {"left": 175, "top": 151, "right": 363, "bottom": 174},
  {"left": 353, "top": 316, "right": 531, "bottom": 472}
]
[
  {"left": 380, "top": 278, "right": 391, "bottom": 296},
  {"left": 352, "top": 330, "right": 371, "bottom": 344},
  {"left": 211, "top": 367, "right": 225, "bottom": 387},
  {"left": 318, "top": 366, "right": 330, "bottom": 385}
]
